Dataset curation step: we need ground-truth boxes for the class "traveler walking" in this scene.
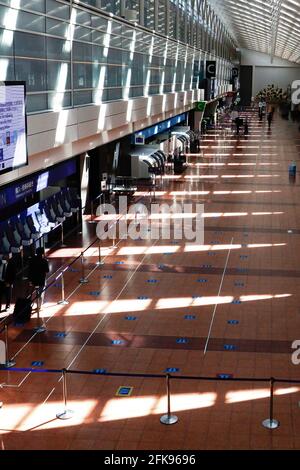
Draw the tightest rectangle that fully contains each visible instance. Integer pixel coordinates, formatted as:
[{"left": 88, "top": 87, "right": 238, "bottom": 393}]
[{"left": 267, "top": 111, "right": 273, "bottom": 129}]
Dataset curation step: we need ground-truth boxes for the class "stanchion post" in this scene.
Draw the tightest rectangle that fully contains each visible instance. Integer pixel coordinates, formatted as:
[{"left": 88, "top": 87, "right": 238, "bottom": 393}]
[
  {"left": 56, "top": 368, "right": 74, "bottom": 420},
  {"left": 34, "top": 287, "right": 46, "bottom": 333},
  {"left": 262, "top": 377, "right": 279, "bottom": 429},
  {"left": 21, "top": 247, "right": 27, "bottom": 281},
  {"left": 79, "top": 253, "right": 89, "bottom": 284},
  {"left": 58, "top": 272, "right": 69, "bottom": 305},
  {"left": 4, "top": 324, "right": 15, "bottom": 368},
  {"left": 89, "top": 199, "right": 95, "bottom": 224},
  {"left": 96, "top": 239, "right": 104, "bottom": 266},
  {"left": 61, "top": 223, "right": 67, "bottom": 248},
  {"left": 160, "top": 374, "right": 178, "bottom": 425}
]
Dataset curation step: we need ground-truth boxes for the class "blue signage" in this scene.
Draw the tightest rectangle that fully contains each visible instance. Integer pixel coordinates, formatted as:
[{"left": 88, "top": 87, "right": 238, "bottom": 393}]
[
  {"left": 0, "top": 159, "right": 76, "bottom": 210},
  {"left": 133, "top": 113, "right": 186, "bottom": 142}
]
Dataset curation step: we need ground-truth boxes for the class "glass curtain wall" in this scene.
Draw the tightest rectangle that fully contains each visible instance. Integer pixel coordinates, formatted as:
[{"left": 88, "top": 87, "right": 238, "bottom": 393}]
[{"left": 0, "top": 0, "right": 236, "bottom": 113}]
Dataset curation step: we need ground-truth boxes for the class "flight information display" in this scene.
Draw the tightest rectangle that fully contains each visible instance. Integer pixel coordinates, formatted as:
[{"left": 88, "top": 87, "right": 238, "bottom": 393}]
[{"left": 0, "top": 82, "right": 28, "bottom": 176}]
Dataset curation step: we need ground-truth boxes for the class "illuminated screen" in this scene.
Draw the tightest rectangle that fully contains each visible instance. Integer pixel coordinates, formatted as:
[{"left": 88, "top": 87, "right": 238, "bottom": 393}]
[{"left": 0, "top": 81, "right": 28, "bottom": 176}]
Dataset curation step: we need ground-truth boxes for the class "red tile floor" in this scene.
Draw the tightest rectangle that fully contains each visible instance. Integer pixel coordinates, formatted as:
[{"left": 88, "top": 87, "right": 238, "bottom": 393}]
[{"left": 1, "top": 110, "right": 300, "bottom": 450}]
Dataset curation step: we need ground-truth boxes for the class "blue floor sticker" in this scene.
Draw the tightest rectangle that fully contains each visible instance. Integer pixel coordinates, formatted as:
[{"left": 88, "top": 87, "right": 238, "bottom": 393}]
[
  {"left": 69, "top": 267, "right": 80, "bottom": 273},
  {"left": 115, "top": 261, "right": 124, "bottom": 265},
  {"left": 116, "top": 386, "right": 133, "bottom": 397},
  {"left": 192, "top": 295, "right": 202, "bottom": 299},
  {"left": 232, "top": 299, "right": 242, "bottom": 304},
  {"left": 223, "top": 344, "right": 237, "bottom": 351},
  {"left": 236, "top": 268, "right": 248, "bottom": 273},
  {"left": 158, "top": 265, "right": 165, "bottom": 269},
  {"left": 217, "top": 374, "right": 233, "bottom": 379},
  {"left": 93, "top": 369, "right": 107, "bottom": 374},
  {"left": 55, "top": 332, "right": 67, "bottom": 338},
  {"left": 137, "top": 296, "right": 148, "bottom": 300},
  {"left": 147, "top": 279, "right": 158, "bottom": 283},
  {"left": 197, "top": 279, "right": 208, "bottom": 283},
  {"left": 103, "top": 275, "right": 113, "bottom": 279},
  {"left": 31, "top": 361, "right": 44, "bottom": 367},
  {"left": 184, "top": 315, "right": 196, "bottom": 320},
  {"left": 112, "top": 340, "right": 125, "bottom": 345},
  {"left": 228, "top": 320, "right": 240, "bottom": 325},
  {"left": 201, "top": 265, "right": 212, "bottom": 268},
  {"left": 165, "top": 368, "right": 180, "bottom": 373},
  {"left": 208, "top": 252, "right": 216, "bottom": 256},
  {"left": 176, "top": 338, "right": 189, "bottom": 344},
  {"left": 89, "top": 291, "right": 101, "bottom": 296},
  {"left": 240, "top": 255, "right": 248, "bottom": 260},
  {"left": 14, "top": 323, "right": 24, "bottom": 328},
  {"left": 234, "top": 282, "right": 244, "bottom": 287},
  {"left": 125, "top": 316, "right": 137, "bottom": 321}
]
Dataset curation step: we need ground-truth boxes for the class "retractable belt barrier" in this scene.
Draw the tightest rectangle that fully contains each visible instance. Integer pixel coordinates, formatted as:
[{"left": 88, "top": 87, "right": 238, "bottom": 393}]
[{"left": 0, "top": 365, "right": 298, "bottom": 429}]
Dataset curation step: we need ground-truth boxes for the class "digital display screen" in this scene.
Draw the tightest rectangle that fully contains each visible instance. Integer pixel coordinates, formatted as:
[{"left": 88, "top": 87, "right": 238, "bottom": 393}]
[{"left": 0, "top": 81, "right": 28, "bottom": 176}]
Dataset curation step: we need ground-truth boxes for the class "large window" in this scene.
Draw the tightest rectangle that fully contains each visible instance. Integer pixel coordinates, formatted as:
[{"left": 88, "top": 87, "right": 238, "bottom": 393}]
[{"left": 0, "top": 0, "right": 235, "bottom": 113}]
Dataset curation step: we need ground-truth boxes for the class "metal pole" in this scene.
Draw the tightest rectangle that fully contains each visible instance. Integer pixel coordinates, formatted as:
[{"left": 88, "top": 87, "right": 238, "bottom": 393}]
[
  {"left": 61, "top": 223, "right": 67, "bottom": 248},
  {"left": 56, "top": 369, "right": 74, "bottom": 420},
  {"left": 89, "top": 199, "right": 95, "bottom": 224},
  {"left": 96, "top": 239, "right": 104, "bottom": 266},
  {"left": 34, "top": 287, "right": 46, "bottom": 333},
  {"left": 4, "top": 324, "right": 15, "bottom": 368},
  {"left": 160, "top": 374, "right": 178, "bottom": 425},
  {"left": 21, "top": 247, "right": 27, "bottom": 281},
  {"left": 58, "top": 272, "right": 69, "bottom": 305},
  {"left": 79, "top": 253, "right": 88, "bottom": 284},
  {"left": 262, "top": 377, "right": 279, "bottom": 429}
]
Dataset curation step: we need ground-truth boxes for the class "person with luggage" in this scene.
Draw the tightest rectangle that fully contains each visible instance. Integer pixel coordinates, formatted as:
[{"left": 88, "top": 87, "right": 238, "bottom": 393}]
[
  {"left": 28, "top": 247, "right": 49, "bottom": 309},
  {"left": 0, "top": 256, "right": 16, "bottom": 312}
]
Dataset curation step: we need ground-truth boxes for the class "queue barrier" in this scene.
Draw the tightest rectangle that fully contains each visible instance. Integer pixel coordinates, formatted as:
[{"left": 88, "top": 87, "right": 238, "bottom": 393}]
[
  {"left": 0, "top": 185, "right": 151, "bottom": 354},
  {"left": 0, "top": 365, "right": 298, "bottom": 430}
]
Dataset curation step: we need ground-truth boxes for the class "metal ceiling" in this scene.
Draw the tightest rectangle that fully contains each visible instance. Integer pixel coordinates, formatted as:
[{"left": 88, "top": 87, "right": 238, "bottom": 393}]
[{"left": 208, "top": 0, "right": 300, "bottom": 63}]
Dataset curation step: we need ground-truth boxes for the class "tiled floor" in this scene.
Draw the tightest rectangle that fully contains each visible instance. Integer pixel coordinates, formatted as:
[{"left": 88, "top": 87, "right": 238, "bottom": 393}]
[{"left": 1, "top": 110, "right": 300, "bottom": 450}]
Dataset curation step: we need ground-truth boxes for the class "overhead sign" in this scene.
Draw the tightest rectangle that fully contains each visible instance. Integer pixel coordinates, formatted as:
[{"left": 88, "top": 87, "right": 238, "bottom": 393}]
[
  {"left": 232, "top": 67, "right": 239, "bottom": 78},
  {"left": 206, "top": 61, "right": 216, "bottom": 79},
  {"left": 195, "top": 101, "right": 207, "bottom": 112}
]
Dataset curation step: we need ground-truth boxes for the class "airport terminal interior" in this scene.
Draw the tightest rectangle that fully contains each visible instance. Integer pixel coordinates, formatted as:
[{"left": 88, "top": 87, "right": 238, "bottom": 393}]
[{"left": 1, "top": 0, "right": 300, "bottom": 451}]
